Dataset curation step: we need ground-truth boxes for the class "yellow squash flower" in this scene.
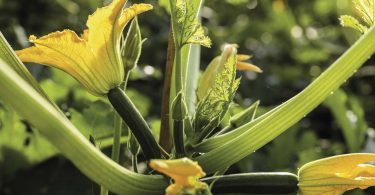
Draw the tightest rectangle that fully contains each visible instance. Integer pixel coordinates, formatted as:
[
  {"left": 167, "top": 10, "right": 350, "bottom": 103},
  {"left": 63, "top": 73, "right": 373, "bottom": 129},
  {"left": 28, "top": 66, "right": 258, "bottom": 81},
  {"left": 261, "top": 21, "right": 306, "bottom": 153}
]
[
  {"left": 197, "top": 44, "right": 262, "bottom": 100},
  {"left": 298, "top": 153, "right": 375, "bottom": 195},
  {"left": 150, "top": 158, "right": 211, "bottom": 195},
  {"left": 16, "top": 0, "right": 152, "bottom": 96}
]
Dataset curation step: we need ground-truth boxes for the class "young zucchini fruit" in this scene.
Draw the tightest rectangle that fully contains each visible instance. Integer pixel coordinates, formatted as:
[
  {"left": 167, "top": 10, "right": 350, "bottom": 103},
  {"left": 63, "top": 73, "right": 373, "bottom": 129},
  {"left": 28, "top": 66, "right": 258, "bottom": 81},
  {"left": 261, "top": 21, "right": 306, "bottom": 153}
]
[{"left": 201, "top": 172, "right": 298, "bottom": 194}]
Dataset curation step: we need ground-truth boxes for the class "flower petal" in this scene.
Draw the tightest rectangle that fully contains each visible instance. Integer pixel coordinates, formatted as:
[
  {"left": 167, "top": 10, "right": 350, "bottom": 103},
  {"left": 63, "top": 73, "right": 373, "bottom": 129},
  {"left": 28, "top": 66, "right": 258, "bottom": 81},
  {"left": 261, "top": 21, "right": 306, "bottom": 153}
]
[
  {"left": 16, "top": 30, "right": 109, "bottom": 95},
  {"left": 298, "top": 153, "right": 375, "bottom": 195},
  {"left": 86, "top": 0, "right": 152, "bottom": 76},
  {"left": 16, "top": 1, "right": 153, "bottom": 96},
  {"left": 236, "top": 61, "right": 262, "bottom": 72},
  {"left": 150, "top": 158, "right": 205, "bottom": 186},
  {"left": 299, "top": 153, "right": 375, "bottom": 178}
]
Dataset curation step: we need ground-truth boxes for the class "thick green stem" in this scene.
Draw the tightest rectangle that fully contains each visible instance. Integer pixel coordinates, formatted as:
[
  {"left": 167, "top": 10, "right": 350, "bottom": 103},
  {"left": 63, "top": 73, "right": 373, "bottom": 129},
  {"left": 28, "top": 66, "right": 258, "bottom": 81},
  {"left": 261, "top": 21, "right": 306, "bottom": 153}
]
[
  {"left": 195, "top": 26, "right": 375, "bottom": 174},
  {"left": 0, "top": 60, "right": 168, "bottom": 194},
  {"left": 108, "top": 87, "right": 161, "bottom": 160},
  {"left": 173, "top": 120, "right": 185, "bottom": 157},
  {"left": 111, "top": 79, "right": 128, "bottom": 163}
]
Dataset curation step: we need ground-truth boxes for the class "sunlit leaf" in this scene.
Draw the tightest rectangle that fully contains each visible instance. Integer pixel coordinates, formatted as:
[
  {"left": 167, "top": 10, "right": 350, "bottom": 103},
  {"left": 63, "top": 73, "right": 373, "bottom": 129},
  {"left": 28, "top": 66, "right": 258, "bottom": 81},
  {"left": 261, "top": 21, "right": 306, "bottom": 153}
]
[
  {"left": 171, "top": 0, "right": 211, "bottom": 48},
  {"left": 193, "top": 50, "right": 239, "bottom": 142}
]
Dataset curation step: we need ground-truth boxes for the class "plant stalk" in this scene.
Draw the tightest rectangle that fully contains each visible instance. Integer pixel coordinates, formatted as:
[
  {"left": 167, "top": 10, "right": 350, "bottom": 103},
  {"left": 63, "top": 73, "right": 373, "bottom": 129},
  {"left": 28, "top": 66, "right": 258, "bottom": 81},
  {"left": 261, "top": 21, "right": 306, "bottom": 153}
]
[
  {"left": 101, "top": 76, "right": 128, "bottom": 195},
  {"left": 0, "top": 60, "right": 168, "bottom": 194},
  {"left": 173, "top": 120, "right": 185, "bottom": 157},
  {"left": 108, "top": 86, "right": 161, "bottom": 160},
  {"left": 159, "top": 28, "right": 175, "bottom": 152}
]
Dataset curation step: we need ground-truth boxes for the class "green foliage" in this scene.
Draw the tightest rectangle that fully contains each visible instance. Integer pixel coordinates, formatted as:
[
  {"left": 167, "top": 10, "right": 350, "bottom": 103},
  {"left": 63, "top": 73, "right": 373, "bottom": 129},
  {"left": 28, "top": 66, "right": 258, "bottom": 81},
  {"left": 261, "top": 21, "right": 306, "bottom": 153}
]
[
  {"left": 0, "top": 104, "right": 57, "bottom": 177},
  {"left": 324, "top": 89, "right": 368, "bottom": 152},
  {"left": 170, "top": 0, "right": 211, "bottom": 48},
  {"left": 193, "top": 53, "right": 240, "bottom": 142},
  {"left": 70, "top": 101, "right": 115, "bottom": 140},
  {"left": 1, "top": 0, "right": 375, "bottom": 194}
]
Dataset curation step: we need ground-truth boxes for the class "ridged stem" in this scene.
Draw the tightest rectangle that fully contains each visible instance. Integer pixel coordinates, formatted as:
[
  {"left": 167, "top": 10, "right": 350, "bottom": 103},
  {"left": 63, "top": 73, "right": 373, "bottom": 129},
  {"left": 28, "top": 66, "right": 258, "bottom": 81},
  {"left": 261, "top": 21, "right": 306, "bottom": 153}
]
[{"left": 0, "top": 60, "right": 168, "bottom": 194}]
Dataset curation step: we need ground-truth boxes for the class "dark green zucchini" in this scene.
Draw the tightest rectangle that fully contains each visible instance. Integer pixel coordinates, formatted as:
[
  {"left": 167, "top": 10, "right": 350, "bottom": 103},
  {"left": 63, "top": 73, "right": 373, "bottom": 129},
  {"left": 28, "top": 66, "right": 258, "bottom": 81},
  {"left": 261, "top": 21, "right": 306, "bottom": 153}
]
[{"left": 201, "top": 172, "right": 298, "bottom": 194}]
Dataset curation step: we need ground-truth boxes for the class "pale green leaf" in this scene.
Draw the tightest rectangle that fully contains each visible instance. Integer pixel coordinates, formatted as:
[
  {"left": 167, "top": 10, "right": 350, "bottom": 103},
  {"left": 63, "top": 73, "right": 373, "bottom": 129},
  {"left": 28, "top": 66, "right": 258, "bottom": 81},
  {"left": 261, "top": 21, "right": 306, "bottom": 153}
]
[
  {"left": 171, "top": 0, "right": 211, "bottom": 48},
  {"left": 193, "top": 53, "right": 239, "bottom": 142}
]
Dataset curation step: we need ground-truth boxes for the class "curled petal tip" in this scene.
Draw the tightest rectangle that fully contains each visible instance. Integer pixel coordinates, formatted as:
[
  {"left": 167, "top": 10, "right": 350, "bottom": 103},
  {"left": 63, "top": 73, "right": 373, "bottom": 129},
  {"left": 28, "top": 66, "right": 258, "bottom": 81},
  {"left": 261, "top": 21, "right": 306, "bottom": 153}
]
[
  {"left": 236, "top": 62, "right": 262, "bottom": 73},
  {"left": 237, "top": 54, "right": 251, "bottom": 61}
]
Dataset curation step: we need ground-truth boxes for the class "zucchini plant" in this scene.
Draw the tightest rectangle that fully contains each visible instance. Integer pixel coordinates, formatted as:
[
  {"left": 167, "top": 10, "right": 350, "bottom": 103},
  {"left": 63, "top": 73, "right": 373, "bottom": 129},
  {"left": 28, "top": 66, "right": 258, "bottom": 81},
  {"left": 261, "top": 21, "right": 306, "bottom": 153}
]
[{"left": 0, "top": 0, "right": 375, "bottom": 194}]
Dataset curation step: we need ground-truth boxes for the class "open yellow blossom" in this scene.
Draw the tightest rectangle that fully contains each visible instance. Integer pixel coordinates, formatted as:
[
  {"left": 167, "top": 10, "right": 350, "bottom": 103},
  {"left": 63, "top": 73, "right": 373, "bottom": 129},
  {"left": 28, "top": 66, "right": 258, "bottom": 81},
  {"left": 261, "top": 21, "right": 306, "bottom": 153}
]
[
  {"left": 150, "top": 158, "right": 211, "bottom": 195},
  {"left": 298, "top": 153, "right": 375, "bottom": 195},
  {"left": 16, "top": 0, "right": 152, "bottom": 96}
]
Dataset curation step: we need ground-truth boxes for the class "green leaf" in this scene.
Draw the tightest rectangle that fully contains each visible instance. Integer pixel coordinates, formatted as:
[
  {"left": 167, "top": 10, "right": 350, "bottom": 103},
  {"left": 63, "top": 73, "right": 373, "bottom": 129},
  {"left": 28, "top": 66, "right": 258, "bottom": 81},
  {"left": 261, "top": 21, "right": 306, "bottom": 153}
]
[
  {"left": 323, "top": 89, "right": 368, "bottom": 152},
  {"left": 69, "top": 100, "right": 115, "bottom": 140},
  {"left": 171, "top": 0, "right": 211, "bottom": 48},
  {"left": 339, "top": 15, "right": 368, "bottom": 34},
  {"left": 0, "top": 105, "right": 58, "bottom": 177},
  {"left": 40, "top": 79, "right": 70, "bottom": 102},
  {"left": 193, "top": 51, "right": 240, "bottom": 142}
]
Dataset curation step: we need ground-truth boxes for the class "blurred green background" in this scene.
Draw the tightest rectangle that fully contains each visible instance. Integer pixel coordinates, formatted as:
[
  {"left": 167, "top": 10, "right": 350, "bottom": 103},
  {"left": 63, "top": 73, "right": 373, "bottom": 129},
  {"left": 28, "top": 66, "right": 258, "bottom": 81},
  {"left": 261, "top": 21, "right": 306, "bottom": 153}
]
[{"left": 0, "top": 0, "right": 375, "bottom": 194}]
